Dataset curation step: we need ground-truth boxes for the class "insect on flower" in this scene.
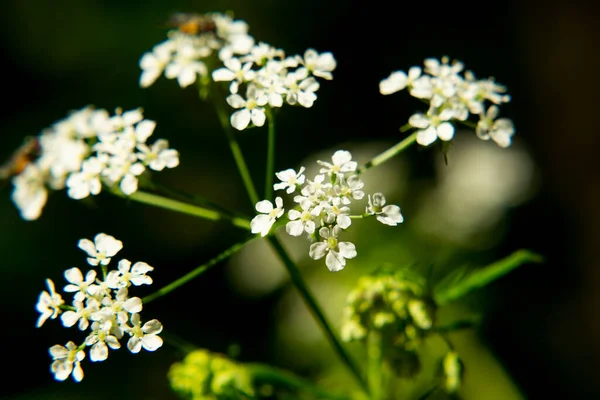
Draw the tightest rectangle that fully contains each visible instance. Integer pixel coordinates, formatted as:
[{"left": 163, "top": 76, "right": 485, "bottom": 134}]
[
  {"left": 167, "top": 12, "right": 216, "bottom": 35},
  {"left": 0, "top": 137, "right": 40, "bottom": 181}
]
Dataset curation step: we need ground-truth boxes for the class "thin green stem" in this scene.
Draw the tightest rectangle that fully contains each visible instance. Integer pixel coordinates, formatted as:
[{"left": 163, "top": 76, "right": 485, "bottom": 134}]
[
  {"left": 265, "top": 107, "right": 276, "bottom": 201},
  {"left": 367, "top": 331, "right": 384, "bottom": 400},
  {"left": 247, "top": 363, "right": 351, "bottom": 400},
  {"left": 459, "top": 119, "right": 478, "bottom": 129},
  {"left": 150, "top": 180, "right": 251, "bottom": 220},
  {"left": 113, "top": 189, "right": 251, "bottom": 230},
  {"left": 357, "top": 132, "right": 418, "bottom": 174},
  {"left": 143, "top": 235, "right": 257, "bottom": 304},
  {"left": 213, "top": 92, "right": 260, "bottom": 206},
  {"left": 266, "top": 235, "right": 369, "bottom": 394}
]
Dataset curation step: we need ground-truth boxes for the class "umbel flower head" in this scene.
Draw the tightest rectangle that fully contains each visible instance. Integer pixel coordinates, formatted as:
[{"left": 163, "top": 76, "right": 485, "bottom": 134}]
[
  {"left": 138, "top": 12, "right": 337, "bottom": 130},
  {"left": 249, "top": 149, "right": 404, "bottom": 272},
  {"left": 35, "top": 233, "right": 163, "bottom": 382},
  {"left": 340, "top": 271, "right": 434, "bottom": 347},
  {"left": 9, "top": 106, "right": 179, "bottom": 221},
  {"left": 380, "top": 56, "right": 515, "bottom": 148},
  {"left": 169, "top": 349, "right": 255, "bottom": 400}
]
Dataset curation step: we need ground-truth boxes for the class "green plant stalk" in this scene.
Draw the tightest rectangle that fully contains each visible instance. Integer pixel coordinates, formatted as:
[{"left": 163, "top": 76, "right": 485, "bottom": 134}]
[
  {"left": 266, "top": 235, "right": 369, "bottom": 394},
  {"left": 143, "top": 235, "right": 257, "bottom": 304},
  {"left": 248, "top": 363, "right": 351, "bottom": 400},
  {"left": 358, "top": 131, "right": 418, "bottom": 174},
  {"left": 265, "top": 107, "right": 276, "bottom": 201},
  {"left": 213, "top": 94, "right": 260, "bottom": 206},
  {"left": 114, "top": 189, "right": 251, "bottom": 230},
  {"left": 367, "top": 331, "right": 384, "bottom": 400},
  {"left": 434, "top": 249, "right": 544, "bottom": 306},
  {"left": 150, "top": 180, "right": 251, "bottom": 220}
]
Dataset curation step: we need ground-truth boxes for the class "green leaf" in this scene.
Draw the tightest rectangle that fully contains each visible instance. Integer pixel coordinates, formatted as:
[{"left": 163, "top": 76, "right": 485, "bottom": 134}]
[{"left": 433, "top": 250, "right": 544, "bottom": 306}]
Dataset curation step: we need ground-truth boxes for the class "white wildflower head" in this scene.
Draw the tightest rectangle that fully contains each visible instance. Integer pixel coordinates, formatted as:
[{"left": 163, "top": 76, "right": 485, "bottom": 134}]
[
  {"left": 309, "top": 226, "right": 357, "bottom": 272},
  {"left": 273, "top": 166, "right": 306, "bottom": 194},
  {"left": 250, "top": 197, "right": 284, "bottom": 237},
  {"left": 37, "top": 233, "right": 162, "bottom": 382},
  {"left": 366, "top": 193, "right": 404, "bottom": 226},
  {"left": 381, "top": 56, "right": 515, "bottom": 148},
  {"left": 8, "top": 106, "right": 179, "bottom": 220}
]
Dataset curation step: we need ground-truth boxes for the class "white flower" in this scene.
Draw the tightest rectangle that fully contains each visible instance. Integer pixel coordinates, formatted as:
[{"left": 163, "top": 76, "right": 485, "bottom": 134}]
[
  {"left": 409, "top": 109, "right": 455, "bottom": 146},
  {"left": 78, "top": 233, "right": 123, "bottom": 266},
  {"left": 63, "top": 267, "right": 97, "bottom": 300},
  {"left": 297, "top": 49, "right": 337, "bottom": 80},
  {"left": 379, "top": 67, "right": 421, "bottom": 95},
  {"left": 11, "top": 164, "right": 48, "bottom": 221},
  {"left": 284, "top": 69, "right": 319, "bottom": 108},
  {"left": 165, "top": 43, "right": 208, "bottom": 88},
  {"left": 317, "top": 150, "right": 357, "bottom": 176},
  {"left": 61, "top": 298, "right": 100, "bottom": 331},
  {"left": 139, "top": 39, "right": 175, "bottom": 88},
  {"left": 49, "top": 341, "right": 85, "bottom": 382},
  {"left": 227, "top": 87, "right": 268, "bottom": 130},
  {"left": 250, "top": 197, "right": 284, "bottom": 237},
  {"left": 66, "top": 157, "right": 104, "bottom": 200},
  {"left": 124, "top": 314, "right": 163, "bottom": 353},
  {"left": 326, "top": 198, "right": 352, "bottom": 229},
  {"left": 476, "top": 106, "right": 515, "bottom": 148},
  {"left": 273, "top": 166, "right": 306, "bottom": 194},
  {"left": 212, "top": 57, "right": 256, "bottom": 94},
  {"left": 106, "top": 259, "right": 154, "bottom": 289},
  {"left": 335, "top": 175, "right": 365, "bottom": 205},
  {"left": 137, "top": 139, "right": 180, "bottom": 171},
  {"left": 366, "top": 193, "right": 404, "bottom": 226},
  {"left": 36, "top": 279, "right": 64, "bottom": 328},
  {"left": 309, "top": 226, "right": 357, "bottom": 272},
  {"left": 85, "top": 321, "right": 121, "bottom": 362},
  {"left": 286, "top": 202, "right": 322, "bottom": 236}
]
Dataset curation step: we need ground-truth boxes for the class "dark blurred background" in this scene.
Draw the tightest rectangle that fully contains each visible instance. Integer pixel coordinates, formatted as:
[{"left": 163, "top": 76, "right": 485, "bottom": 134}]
[{"left": 1, "top": 0, "right": 599, "bottom": 399}]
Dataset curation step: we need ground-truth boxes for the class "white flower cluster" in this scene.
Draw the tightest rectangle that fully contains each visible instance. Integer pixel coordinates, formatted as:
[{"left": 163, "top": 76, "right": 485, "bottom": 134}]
[
  {"left": 10, "top": 106, "right": 179, "bottom": 220},
  {"left": 138, "top": 12, "right": 336, "bottom": 131},
  {"left": 250, "top": 150, "right": 403, "bottom": 272},
  {"left": 35, "top": 233, "right": 163, "bottom": 382},
  {"left": 139, "top": 13, "right": 254, "bottom": 89},
  {"left": 215, "top": 46, "right": 336, "bottom": 130},
  {"left": 380, "top": 56, "right": 515, "bottom": 148}
]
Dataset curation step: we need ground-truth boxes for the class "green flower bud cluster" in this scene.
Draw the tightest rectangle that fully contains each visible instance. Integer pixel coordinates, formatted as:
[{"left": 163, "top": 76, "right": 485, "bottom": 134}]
[
  {"left": 341, "top": 273, "right": 435, "bottom": 350},
  {"left": 168, "top": 349, "right": 255, "bottom": 400}
]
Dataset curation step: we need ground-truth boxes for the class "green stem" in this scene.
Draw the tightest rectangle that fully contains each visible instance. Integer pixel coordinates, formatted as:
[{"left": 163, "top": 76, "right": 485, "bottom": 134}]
[
  {"left": 247, "top": 363, "right": 351, "bottom": 400},
  {"left": 357, "top": 132, "right": 418, "bottom": 174},
  {"left": 367, "top": 331, "right": 384, "bottom": 400},
  {"left": 459, "top": 119, "right": 478, "bottom": 129},
  {"left": 213, "top": 93, "right": 260, "bottom": 206},
  {"left": 143, "top": 235, "right": 256, "bottom": 304},
  {"left": 434, "top": 318, "right": 480, "bottom": 333},
  {"left": 113, "top": 189, "right": 251, "bottom": 230},
  {"left": 265, "top": 107, "right": 276, "bottom": 201},
  {"left": 266, "top": 235, "right": 369, "bottom": 394},
  {"left": 150, "top": 180, "right": 251, "bottom": 220}
]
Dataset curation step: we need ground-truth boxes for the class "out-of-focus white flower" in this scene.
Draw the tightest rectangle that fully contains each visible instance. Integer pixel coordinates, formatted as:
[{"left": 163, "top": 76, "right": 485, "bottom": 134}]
[
  {"left": 124, "top": 314, "right": 163, "bottom": 353},
  {"left": 36, "top": 279, "right": 64, "bottom": 328},
  {"left": 379, "top": 67, "right": 422, "bottom": 95},
  {"left": 139, "top": 40, "right": 176, "bottom": 88},
  {"left": 106, "top": 259, "right": 154, "bottom": 289},
  {"left": 227, "top": 87, "right": 268, "bottom": 130},
  {"left": 476, "top": 105, "right": 515, "bottom": 148},
  {"left": 309, "top": 226, "right": 357, "bottom": 272},
  {"left": 137, "top": 139, "right": 180, "bottom": 171},
  {"left": 212, "top": 57, "right": 256, "bottom": 94},
  {"left": 49, "top": 341, "right": 85, "bottom": 382},
  {"left": 85, "top": 321, "right": 121, "bottom": 362},
  {"left": 66, "top": 157, "right": 104, "bottom": 200},
  {"left": 409, "top": 109, "right": 455, "bottom": 146},
  {"left": 366, "top": 193, "right": 404, "bottom": 226},
  {"left": 11, "top": 164, "right": 48, "bottom": 220},
  {"left": 297, "top": 49, "right": 337, "bottom": 80},
  {"left": 78, "top": 233, "right": 123, "bottom": 266},
  {"left": 317, "top": 150, "right": 357, "bottom": 176},
  {"left": 251, "top": 197, "right": 284, "bottom": 237},
  {"left": 165, "top": 42, "right": 208, "bottom": 88}
]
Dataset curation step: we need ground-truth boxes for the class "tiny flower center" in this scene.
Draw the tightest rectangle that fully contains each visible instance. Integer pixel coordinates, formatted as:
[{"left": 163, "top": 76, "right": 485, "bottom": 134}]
[
  {"left": 327, "top": 236, "right": 338, "bottom": 250},
  {"left": 300, "top": 211, "right": 312, "bottom": 222},
  {"left": 268, "top": 208, "right": 280, "bottom": 218},
  {"left": 246, "top": 99, "right": 257, "bottom": 109}
]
